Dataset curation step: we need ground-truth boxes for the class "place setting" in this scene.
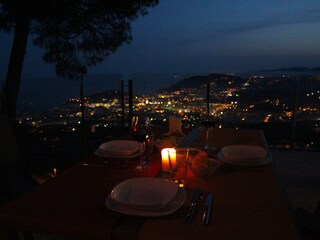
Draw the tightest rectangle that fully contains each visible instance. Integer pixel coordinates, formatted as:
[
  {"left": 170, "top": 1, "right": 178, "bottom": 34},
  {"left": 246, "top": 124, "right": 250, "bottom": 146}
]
[
  {"left": 104, "top": 146, "right": 220, "bottom": 219},
  {"left": 81, "top": 139, "right": 143, "bottom": 169},
  {"left": 216, "top": 144, "right": 272, "bottom": 167},
  {"left": 105, "top": 145, "right": 189, "bottom": 217},
  {"left": 105, "top": 177, "right": 187, "bottom": 217},
  {"left": 94, "top": 140, "right": 142, "bottom": 159},
  {"left": 105, "top": 177, "right": 215, "bottom": 226}
]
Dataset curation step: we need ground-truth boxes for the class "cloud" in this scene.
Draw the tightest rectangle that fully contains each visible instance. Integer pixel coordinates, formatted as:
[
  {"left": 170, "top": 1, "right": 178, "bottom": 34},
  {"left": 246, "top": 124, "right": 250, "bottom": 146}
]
[{"left": 213, "top": 6, "right": 320, "bottom": 37}]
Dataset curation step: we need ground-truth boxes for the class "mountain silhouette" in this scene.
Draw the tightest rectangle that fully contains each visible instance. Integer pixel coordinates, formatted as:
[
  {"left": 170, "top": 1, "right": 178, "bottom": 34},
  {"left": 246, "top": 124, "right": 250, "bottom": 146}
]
[{"left": 160, "top": 73, "right": 244, "bottom": 92}]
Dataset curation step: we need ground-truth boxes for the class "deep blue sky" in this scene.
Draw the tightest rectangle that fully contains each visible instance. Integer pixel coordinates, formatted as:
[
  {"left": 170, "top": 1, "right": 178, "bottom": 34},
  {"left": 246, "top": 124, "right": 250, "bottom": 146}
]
[
  {"left": 90, "top": 0, "right": 320, "bottom": 76},
  {"left": 1, "top": 0, "right": 320, "bottom": 112},
  {"left": 1, "top": 0, "right": 320, "bottom": 81}
]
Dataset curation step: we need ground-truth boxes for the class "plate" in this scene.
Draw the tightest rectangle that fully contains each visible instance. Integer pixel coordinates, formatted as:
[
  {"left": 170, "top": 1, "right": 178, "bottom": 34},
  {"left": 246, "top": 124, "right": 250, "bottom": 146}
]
[
  {"left": 98, "top": 140, "right": 141, "bottom": 156},
  {"left": 217, "top": 151, "right": 272, "bottom": 166},
  {"left": 105, "top": 187, "right": 186, "bottom": 217},
  {"left": 110, "top": 178, "right": 179, "bottom": 211},
  {"left": 220, "top": 145, "right": 267, "bottom": 163}
]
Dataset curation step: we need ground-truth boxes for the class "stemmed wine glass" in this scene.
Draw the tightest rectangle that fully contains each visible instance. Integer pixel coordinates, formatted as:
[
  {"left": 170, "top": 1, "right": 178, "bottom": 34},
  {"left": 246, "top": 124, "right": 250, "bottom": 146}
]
[
  {"left": 133, "top": 132, "right": 148, "bottom": 171},
  {"left": 200, "top": 117, "right": 217, "bottom": 153},
  {"left": 131, "top": 116, "right": 151, "bottom": 171}
]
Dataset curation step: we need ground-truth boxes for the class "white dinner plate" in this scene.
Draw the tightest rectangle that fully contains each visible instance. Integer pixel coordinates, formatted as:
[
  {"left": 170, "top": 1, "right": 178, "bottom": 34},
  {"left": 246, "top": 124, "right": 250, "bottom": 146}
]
[
  {"left": 110, "top": 178, "right": 179, "bottom": 211},
  {"left": 105, "top": 187, "right": 186, "bottom": 217},
  {"left": 98, "top": 140, "right": 141, "bottom": 156},
  {"left": 220, "top": 145, "right": 267, "bottom": 163},
  {"left": 217, "top": 151, "right": 272, "bottom": 166}
]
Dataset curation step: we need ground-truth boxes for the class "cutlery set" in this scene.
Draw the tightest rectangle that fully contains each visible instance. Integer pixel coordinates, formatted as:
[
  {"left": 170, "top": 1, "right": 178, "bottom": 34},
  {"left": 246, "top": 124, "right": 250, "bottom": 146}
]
[{"left": 186, "top": 188, "right": 214, "bottom": 225}]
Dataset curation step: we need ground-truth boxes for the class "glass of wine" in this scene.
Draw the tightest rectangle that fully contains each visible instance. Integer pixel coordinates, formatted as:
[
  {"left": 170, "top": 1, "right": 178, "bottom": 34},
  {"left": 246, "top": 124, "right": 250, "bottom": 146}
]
[
  {"left": 132, "top": 131, "right": 148, "bottom": 171},
  {"left": 131, "top": 116, "right": 152, "bottom": 171},
  {"left": 200, "top": 117, "right": 217, "bottom": 153}
]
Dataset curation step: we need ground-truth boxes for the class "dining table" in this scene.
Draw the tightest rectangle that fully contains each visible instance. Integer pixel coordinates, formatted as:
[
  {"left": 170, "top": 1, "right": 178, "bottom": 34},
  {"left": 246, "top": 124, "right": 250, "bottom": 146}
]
[{"left": 0, "top": 127, "right": 301, "bottom": 240}]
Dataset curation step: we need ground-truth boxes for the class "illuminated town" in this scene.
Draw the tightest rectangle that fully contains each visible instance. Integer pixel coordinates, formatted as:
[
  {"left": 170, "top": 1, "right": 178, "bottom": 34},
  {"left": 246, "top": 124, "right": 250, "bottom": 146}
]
[{"left": 17, "top": 73, "right": 320, "bottom": 154}]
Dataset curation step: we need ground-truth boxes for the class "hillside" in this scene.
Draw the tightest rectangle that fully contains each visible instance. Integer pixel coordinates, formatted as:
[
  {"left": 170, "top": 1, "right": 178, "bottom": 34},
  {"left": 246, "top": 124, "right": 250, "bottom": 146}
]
[{"left": 160, "top": 73, "right": 244, "bottom": 92}]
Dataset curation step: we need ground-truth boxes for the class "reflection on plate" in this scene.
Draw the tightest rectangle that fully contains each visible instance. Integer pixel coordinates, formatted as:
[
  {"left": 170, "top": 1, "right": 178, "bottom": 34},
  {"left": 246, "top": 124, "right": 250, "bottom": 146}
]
[
  {"left": 221, "top": 145, "right": 267, "bottom": 163},
  {"left": 98, "top": 140, "right": 141, "bottom": 156},
  {"left": 105, "top": 187, "right": 186, "bottom": 217},
  {"left": 110, "top": 178, "right": 179, "bottom": 211},
  {"left": 94, "top": 149, "right": 141, "bottom": 158},
  {"left": 217, "top": 151, "right": 272, "bottom": 166}
]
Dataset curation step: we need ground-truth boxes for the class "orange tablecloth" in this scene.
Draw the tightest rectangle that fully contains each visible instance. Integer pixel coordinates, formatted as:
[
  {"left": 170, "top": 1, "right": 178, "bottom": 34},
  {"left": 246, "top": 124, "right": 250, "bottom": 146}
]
[{"left": 0, "top": 128, "right": 301, "bottom": 240}]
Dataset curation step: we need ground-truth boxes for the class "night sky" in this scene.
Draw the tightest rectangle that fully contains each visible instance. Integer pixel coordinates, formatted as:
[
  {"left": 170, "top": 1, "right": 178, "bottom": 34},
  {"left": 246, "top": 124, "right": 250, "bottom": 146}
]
[
  {"left": 2, "top": 0, "right": 320, "bottom": 79},
  {"left": 99, "top": 0, "right": 320, "bottom": 76},
  {"left": 1, "top": 0, "right": 320, "bottom": 104}
]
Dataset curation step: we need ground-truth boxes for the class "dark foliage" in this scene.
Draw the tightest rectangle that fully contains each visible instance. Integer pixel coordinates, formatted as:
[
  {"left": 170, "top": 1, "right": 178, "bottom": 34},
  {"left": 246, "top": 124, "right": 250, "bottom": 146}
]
[
  {"left": 0, "top": 0, "right": 159, "bottom": 117},
  {"left": 1, "top": 0, "right": 159, "bottom": 79}
]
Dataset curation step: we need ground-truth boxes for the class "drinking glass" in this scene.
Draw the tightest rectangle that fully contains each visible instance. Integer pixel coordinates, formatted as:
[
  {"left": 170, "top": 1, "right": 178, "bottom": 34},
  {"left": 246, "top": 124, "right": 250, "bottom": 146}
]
[
  {"left": 133, "top": 131, "right": 148, "bottom": 171},
  {"left": 131, "top": 116, "right": 153, "bottom": 171},
  {"left": 200, "top": 117, "right": 217, "bottom": 152},
  {"left": 169, "top": 148, "right": 189, "bottom": 187},
  {"left": 130, "top": 116, "right": 139, "bottom": 133}
]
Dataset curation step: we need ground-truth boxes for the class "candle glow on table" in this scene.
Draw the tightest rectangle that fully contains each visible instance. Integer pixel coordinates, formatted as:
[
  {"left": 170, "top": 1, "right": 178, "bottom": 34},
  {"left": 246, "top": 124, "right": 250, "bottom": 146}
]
[{"left": 161, "top": 148, "right": 176, "bottom": 172}]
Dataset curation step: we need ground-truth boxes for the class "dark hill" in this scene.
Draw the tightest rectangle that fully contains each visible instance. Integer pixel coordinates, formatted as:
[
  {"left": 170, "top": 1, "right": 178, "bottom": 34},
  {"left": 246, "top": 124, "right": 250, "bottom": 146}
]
[
  {"left": 161, "top": 73, "right": 244, "bottom": 92},
  {"left": 260, "top": 67, "right": 320, "bottom": 72}
]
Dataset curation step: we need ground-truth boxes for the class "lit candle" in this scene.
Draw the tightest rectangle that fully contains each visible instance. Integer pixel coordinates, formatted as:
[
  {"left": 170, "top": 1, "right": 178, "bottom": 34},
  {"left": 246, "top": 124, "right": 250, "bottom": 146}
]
[
  {"left": 53, "top": 168, "right": 57, "bottom": 176},
  {"left": 161, "top": 148, "right": 176, "bottom": 172}
]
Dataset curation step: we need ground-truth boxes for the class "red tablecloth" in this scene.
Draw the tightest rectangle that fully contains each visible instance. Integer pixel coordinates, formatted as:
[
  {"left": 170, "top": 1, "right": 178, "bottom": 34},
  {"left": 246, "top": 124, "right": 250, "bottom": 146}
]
[
  {"left": 0, "top": 154, "right": 161, "bottom": 239},
  {"left": 0, "top": 128, "right": 301, "bottom": 240}
]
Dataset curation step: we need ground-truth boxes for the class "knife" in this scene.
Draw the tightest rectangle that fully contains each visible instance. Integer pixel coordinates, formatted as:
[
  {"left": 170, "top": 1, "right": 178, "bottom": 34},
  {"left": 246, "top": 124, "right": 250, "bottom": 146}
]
[
  {"left": 202, "top": 193, "right": 213, "bottom": 225},
  {"left": 186, "top": 188, "right": 203, "bottom": 223}
]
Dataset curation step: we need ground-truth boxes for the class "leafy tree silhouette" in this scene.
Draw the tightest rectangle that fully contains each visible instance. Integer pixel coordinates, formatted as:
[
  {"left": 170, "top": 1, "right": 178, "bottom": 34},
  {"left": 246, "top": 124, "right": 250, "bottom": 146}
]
[{"left": 0, "top": 0, "right": 159, "bottom": 118}]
